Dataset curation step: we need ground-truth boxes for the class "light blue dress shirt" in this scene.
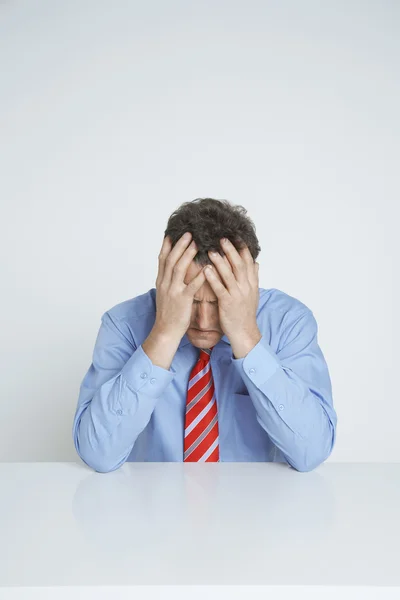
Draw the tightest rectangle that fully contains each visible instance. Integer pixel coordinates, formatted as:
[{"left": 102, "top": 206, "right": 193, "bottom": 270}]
[{"left": 72, "top": 287, "right": 337, "bottom": 473}]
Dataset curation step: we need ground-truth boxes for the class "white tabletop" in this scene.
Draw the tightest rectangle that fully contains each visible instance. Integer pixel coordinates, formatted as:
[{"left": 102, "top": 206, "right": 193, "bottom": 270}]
[{"left": 0, "top": 461, "right": 399, "bottom": 599}]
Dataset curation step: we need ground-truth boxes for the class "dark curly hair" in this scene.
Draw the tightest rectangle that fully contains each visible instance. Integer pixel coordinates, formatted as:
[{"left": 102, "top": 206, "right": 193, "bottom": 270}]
[{"left": 164, "top": 197, "right": 261, "bottom": 268}]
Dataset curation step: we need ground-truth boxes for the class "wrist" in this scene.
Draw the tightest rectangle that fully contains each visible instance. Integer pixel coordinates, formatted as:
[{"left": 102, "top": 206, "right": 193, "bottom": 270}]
[
  {"left": 142, "top": 324, "right": 182, "bottom": 370},
  {"left": 152, "top": 322, "right": 183, "bottom": 345},
  {"left": 230, "top": 326, "right": 262, "bottom": 359}
]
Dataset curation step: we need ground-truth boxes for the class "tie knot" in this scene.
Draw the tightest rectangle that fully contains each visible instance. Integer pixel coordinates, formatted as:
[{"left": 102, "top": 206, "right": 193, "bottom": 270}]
[{"left": 199, "top": 345, "right": 214, "bottom": 362}]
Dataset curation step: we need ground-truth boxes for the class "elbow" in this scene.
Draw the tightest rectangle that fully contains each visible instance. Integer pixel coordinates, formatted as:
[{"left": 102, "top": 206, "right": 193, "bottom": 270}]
[
  {"left": 73, "top": 407, "right": 130, "bottom": 473},
  {"left": 92, "top": 461, "right": 124, "bottom": 474},
  {"left": 290, "top": 457, "right": 325, "bottom": 473},
  {"left": 77, "top": 447, "right": 128, "bottom": 474},
  {"left": 75, "top": 445, "right": 127, "bottom": 473},
  {"left": 73, "top": 428, "right": 128, "bottom": 474},
  {"left": 287, "top": 453, "right": 328, "bottom": 473},
  {"left": 287, "top": 424, "right": 336, "bottom": 473}
]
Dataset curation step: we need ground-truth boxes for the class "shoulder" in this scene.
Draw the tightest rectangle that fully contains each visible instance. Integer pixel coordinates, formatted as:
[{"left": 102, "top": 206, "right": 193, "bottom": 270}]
[
  {"left": 258, "top": 287, "right": 313, "bottom": 319},
  {"left": 258, "top": 288, "right": 318, "bottom": 353},
  {"left": 105, "top": 288, "right": 156, "bottom": 322},
  {"left": 258, "top": 287, "right": 317, "bottom": 345},
  {"left": 100, "top": 288, "right": 157, "bottom": 346}
]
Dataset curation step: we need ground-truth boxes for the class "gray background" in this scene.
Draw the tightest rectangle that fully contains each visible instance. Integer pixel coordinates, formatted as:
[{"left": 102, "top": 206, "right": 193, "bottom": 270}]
[{"left": 0, "top": 0, "right": 398, "bottom": 462}]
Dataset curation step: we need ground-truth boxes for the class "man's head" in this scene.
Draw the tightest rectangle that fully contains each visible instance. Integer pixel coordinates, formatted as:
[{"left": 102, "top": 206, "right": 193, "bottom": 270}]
[{"left": 164, "top": 198, "right": 261, "bottom": 349}]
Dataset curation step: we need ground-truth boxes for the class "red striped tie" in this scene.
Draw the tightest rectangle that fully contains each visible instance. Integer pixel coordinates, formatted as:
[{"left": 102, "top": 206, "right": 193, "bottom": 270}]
[{"left": 184, "top": 345, "right": 220, "bottom": 462}]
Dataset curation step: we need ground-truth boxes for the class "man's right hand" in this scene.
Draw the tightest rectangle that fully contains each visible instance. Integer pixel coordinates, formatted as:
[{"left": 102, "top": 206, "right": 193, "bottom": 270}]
[{"left": 154, "top": 231, "right": 207, "bottom": 341}]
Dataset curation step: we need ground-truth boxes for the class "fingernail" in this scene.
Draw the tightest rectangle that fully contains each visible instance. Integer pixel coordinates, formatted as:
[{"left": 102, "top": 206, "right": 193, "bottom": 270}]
[{"left": 184, "top": 232, "right": 191, "bottom": 239}]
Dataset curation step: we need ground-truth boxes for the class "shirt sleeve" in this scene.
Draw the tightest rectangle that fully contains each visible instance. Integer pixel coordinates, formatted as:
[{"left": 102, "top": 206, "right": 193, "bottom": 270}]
[
  {"left": 72, "top": 311, "right": 175, "bottom": 473},
  {"left": 231, "top": 309, "right": 337, "bottom": 472}
]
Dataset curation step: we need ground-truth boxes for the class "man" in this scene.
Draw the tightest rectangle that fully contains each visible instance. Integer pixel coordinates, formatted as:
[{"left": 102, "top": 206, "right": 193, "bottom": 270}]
[{"left": 72, "top": 198, "right": 337, "bottom": 472}]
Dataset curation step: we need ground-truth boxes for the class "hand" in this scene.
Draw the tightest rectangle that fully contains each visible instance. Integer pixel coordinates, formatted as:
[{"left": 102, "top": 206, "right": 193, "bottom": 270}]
[
  {"left": 204, "top": 238, "right": 260, "bottom": 342},
  {"left": 154, "top": 232, "right": 207, "bottom": 340}
]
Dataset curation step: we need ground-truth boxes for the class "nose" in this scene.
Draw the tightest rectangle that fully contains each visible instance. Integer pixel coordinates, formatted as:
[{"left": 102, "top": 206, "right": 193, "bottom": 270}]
[{"left": 194, "top": 304, "right": 216, "bottom": 330}]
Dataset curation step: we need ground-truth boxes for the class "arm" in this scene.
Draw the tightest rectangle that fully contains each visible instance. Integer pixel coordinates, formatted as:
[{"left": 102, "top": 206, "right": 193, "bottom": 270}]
[
  {"left": 231, "top": 309, "right": 337, "bottom": 472},
  {"left": 72, "top": 311, "right": 178, "bottom": 473}
]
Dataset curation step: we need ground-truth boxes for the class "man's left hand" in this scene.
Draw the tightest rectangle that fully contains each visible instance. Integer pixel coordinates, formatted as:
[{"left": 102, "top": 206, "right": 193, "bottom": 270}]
[{"left": 204, "top": 238, "right": 261, "bottom": 344}]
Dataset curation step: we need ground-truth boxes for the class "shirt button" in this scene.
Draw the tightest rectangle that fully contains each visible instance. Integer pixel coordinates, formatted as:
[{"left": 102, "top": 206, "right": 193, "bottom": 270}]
[
  {"left": 117, "top": 409, "right": 123, "bottom": 415},
  {"left": 249, "top": 368, "right": 256, "bottom": 375},
  {"left": 150, "top": 378, "right": 156, "bottom": 384},
  {"left": 140, "top": 372, "right": 148, "bottom": 379},
  {"left": 278, "top": 404, "right": 284, "bottom": 410}
]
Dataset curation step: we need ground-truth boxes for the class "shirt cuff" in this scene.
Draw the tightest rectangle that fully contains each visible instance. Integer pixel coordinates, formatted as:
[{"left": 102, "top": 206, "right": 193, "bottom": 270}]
[
  {"left": 120, "top": 344, "right": 176, "bottom": 399},
  {"left": 231, "top": 334, "right": 280, "bottom": 387}
]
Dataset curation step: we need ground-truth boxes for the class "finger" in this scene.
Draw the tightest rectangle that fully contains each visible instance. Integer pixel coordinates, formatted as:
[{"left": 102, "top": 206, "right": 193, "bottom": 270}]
[
  {"left": 249, "top": 260, "right": 259, "bottom": 286},
  {"left": 171, "top": 239, "right": 199, "bottom": 286},
  {"left": 222, "top": 254, "right": 236, "bottom": 280},
  {"left": 239, "top": 244, "right": 255, "bottom": 265},
  {"left": 241, "top": 247, "right": 257, "bottom": 279},
  {"left": 217, "top": 238, "right": 248, "bottom": 285},
  {"left": 208, "top": 249, "right": 237, "bottom": 291},
  {"left": 156, "top": 235, "right": 172, "bottom": 286},
  {"left": 203, "top": 266, "right": 229, "bottom": 299},
  {"left": 162, "top": 232, "right": 193, "bottom": 288},
  {"left": 184, "top": 266, "right": 206, "bottom": 297}
]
